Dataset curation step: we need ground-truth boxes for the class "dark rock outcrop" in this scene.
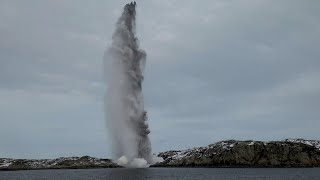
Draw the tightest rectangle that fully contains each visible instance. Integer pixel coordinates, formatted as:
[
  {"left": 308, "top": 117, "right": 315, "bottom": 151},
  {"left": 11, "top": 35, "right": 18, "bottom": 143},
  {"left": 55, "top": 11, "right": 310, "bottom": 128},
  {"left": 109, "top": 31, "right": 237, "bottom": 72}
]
[
  {"left": 152, "top": 139, "right": 320, "bottom": 167},
  {"left": 0, "top": 156, "right": 120, "bottom": 171}
]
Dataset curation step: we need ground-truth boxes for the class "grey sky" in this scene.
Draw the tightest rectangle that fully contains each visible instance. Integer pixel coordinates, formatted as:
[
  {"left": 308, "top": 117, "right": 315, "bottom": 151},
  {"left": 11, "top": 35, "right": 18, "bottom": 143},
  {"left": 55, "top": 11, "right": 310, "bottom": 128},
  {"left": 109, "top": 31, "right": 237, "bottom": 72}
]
[{"left": 0, "top": 0, "right": 319, "bottom": 159}]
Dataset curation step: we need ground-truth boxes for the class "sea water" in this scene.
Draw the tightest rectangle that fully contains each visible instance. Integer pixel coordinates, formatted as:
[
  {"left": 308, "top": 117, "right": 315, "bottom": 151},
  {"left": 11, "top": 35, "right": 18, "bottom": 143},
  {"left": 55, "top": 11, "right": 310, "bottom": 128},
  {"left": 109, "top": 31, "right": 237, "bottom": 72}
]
[{"left": 1, "top": 168, "right": 320, "bottom": 180}]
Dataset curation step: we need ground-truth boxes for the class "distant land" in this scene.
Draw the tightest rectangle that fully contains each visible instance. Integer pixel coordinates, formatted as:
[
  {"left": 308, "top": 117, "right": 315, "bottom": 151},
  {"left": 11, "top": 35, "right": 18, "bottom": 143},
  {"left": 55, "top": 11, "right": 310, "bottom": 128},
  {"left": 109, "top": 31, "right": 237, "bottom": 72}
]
[
  {"left": 152, "top": 139, "right": 320, "bottom": 167},
  {"left": 0, "top": 156, "right": 120, "bottom": 171},
  {"left": 1, "top": 139, "right": 320, "bottom": 170}
]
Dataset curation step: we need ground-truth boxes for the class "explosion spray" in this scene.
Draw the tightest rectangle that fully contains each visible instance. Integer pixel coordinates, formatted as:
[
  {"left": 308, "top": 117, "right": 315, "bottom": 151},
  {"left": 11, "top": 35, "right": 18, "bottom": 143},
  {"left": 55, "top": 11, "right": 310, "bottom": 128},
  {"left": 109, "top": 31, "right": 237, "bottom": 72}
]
[{"left": 103, "top": 2, "right": 152, "bottom": 166}]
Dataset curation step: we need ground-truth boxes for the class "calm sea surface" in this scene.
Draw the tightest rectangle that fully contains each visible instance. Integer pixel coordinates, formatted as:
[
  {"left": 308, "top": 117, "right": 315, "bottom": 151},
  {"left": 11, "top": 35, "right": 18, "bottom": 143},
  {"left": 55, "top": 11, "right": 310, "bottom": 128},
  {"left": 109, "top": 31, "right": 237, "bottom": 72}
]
[{"left": 0, "top": 168, "right": 320, "bottom": 180}]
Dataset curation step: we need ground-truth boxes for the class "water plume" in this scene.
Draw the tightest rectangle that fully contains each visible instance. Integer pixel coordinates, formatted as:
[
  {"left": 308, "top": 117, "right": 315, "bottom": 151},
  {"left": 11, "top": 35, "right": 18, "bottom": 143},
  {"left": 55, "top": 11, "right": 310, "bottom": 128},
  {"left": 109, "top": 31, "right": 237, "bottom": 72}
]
[{"left": 103, "top": 2, "right": 152, "bottom": 166}]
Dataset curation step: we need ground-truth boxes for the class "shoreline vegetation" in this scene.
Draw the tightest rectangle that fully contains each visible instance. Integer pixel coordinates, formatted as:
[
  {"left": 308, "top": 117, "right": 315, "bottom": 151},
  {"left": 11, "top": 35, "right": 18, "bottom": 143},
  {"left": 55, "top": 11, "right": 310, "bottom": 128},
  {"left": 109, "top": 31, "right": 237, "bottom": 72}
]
[{"left": 1, "top": 139, "right": 320, "bottom": 171}]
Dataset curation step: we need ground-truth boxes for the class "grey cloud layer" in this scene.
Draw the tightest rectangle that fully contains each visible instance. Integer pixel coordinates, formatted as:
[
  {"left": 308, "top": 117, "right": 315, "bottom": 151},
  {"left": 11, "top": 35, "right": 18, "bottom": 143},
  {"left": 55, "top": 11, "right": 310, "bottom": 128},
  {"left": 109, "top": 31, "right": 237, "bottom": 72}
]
[{"left": 0, "top": 0, "right": 319, "bottom": 158}]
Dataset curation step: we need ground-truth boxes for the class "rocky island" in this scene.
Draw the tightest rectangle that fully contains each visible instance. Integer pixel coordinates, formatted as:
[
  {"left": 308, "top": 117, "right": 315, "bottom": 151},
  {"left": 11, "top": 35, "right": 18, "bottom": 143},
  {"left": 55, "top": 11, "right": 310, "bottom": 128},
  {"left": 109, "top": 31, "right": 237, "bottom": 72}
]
[
  {"left": 1, "top": 139, "right": 320, "bottom": 170},
  {"left": 0, "top": 156, "right": 120, "bottom": 171},
  {"left": 152, "top": 139, "right": 320, "bottom": 167}
]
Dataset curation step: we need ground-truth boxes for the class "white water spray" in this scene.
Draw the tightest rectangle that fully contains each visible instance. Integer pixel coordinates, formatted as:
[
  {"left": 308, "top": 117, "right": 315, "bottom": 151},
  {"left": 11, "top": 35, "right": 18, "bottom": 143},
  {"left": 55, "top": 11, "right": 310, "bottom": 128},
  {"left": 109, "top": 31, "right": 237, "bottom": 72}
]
[{"left": 104, "top": 2, "right": 152, "bottom": 167}]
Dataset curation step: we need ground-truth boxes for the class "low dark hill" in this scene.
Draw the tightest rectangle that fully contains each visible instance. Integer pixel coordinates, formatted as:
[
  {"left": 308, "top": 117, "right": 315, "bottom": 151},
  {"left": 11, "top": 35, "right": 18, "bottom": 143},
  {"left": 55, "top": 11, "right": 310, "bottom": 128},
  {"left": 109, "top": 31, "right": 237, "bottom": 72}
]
[
  {"left": 0, "top": 156, "right": 120, "bottom": 171},
  {"left": 152, "top": 139, "right": 320, "bottom": 167}
]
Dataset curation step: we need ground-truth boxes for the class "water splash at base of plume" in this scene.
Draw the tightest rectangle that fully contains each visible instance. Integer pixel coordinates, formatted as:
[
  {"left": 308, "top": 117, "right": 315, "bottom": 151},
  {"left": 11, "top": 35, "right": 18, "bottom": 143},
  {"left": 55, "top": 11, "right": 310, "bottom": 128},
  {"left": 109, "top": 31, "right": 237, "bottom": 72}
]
[{"left": 116, "top": 156, "right": 164, "bottom": 168}]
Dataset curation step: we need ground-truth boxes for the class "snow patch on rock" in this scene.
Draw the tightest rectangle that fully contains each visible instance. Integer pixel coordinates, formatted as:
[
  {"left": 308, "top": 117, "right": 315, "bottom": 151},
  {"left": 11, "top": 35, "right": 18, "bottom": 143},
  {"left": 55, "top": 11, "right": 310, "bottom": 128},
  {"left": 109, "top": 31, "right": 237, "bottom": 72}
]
[
  {"left": 285, "top": 139, "right": 320, "bottom": 150},
  {"left": 248, "top": 142, "right": 255, "bottom": 146}
]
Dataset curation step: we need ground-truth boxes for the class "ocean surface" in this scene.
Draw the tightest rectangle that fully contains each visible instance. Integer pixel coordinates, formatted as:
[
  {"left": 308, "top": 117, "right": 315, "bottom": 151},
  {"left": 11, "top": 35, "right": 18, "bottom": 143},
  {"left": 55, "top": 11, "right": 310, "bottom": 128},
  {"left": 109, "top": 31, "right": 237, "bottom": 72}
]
[{"left": 1, "top": 168, "right": 320, "bottom": 180}]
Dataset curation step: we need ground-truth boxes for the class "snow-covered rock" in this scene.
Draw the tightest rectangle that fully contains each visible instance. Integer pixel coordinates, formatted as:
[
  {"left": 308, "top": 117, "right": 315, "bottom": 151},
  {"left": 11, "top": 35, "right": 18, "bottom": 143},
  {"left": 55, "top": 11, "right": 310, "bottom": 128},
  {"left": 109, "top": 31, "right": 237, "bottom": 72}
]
[
  {"left": 285, "top": 138, "right": 320, "bottom": 150},
  {"left": 153, "top": 139, "right": 320, "bottom": 167},
  {"left": 0, "top": 156, "right": 119, "bottom": 170}
]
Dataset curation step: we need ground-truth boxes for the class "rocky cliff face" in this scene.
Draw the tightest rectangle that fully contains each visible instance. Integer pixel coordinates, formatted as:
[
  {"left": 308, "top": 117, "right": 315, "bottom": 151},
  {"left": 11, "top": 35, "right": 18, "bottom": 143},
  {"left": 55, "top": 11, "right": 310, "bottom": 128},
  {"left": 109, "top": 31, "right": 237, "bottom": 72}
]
[
  {"left": 152, "top": 139, "right": 320, "bottom": 167},
  {"left": 0, "top": 156, "right": 119, "bottom": 170}
]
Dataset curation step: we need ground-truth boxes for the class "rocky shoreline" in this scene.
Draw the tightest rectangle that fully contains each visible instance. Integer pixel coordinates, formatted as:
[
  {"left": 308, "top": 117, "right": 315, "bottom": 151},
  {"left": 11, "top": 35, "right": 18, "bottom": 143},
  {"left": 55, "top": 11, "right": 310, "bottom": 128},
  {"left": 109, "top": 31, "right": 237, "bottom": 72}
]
[
  {"left": 1, "top": 139, "right": 320, "bottom": 170},
  {"left": 0, "top": 156, "right": 120, "bottom": 171},
  {"left": 151, "top": 139, "right": 320, "bottom": 168}
]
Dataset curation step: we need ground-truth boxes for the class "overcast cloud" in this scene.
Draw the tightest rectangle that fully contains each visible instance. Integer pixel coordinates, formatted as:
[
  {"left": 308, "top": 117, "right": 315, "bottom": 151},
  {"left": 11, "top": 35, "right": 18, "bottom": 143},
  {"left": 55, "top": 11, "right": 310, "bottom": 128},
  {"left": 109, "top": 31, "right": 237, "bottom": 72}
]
[{"left": 0, "top": 0, "right": 319, "bottom": 159}]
